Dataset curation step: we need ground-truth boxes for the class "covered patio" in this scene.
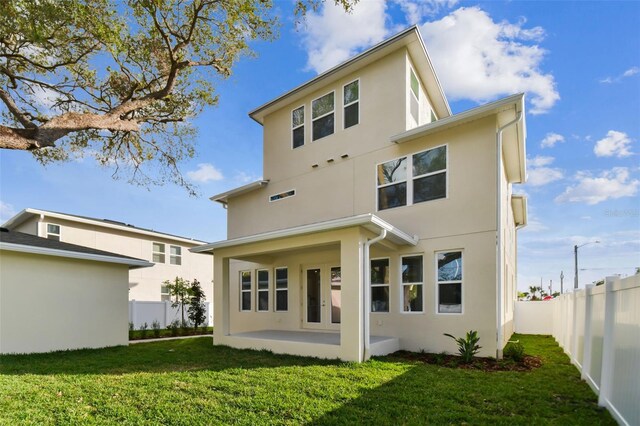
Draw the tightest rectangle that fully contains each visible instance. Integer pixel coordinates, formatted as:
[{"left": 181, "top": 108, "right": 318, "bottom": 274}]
[{"left": 192, "top": 214, "right": 417, "bottom": 362}]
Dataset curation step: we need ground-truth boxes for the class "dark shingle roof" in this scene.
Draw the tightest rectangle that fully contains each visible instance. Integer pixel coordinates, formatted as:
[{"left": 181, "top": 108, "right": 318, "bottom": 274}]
[{"left": 0, "top": 228, "right": 148, "bottom": 263}]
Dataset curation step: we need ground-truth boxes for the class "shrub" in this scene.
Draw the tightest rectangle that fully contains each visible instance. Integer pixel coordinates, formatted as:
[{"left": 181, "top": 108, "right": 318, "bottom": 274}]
[
  {"left": 504, "top": 341, "right": 525, "bottom": 362},
  {"left": 128, "top": 322, "right": 134, "bottom": 339},
  {"left": 444, "top": 330, "right": 482, "bottom": 364},
  {"left": 139, "top": 322, "right": 149, "bottom": 338},
  {"left": 168, "top": 319, "right": 181, "bottom": 336},
  {"left": 152, "top": 320, "right": 161, "bottom": 338},
  {"left": 188, "top": 279, "right": 207, "bottom": 329}
]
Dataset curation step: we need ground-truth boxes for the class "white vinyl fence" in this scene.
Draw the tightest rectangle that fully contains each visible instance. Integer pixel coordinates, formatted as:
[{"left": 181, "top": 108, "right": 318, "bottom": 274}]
[
  {"left": 517, "top": 275, "right": 639, "bottom": 426},
  {"left": 129, "top": 300, "right": 213, "bottom": 329}
]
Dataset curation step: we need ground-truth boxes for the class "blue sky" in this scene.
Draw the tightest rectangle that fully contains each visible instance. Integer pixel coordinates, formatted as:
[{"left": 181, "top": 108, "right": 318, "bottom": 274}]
[{"left": 1, "top": 0, "right": 638, "bottom": 292}]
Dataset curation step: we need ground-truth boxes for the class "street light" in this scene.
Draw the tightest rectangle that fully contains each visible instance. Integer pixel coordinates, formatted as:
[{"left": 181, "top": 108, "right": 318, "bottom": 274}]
[{"left": 574, "top": 241, "right": 600, "bottom": 290}]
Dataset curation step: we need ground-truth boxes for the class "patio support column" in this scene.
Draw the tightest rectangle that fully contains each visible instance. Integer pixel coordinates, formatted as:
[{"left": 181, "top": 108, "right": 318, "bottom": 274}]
[
  {"left": 213, "top": 254, "right": 230, "bottom": 343},
  {"left": 340, "top": 229, "right": 366, "bottom": 362}
]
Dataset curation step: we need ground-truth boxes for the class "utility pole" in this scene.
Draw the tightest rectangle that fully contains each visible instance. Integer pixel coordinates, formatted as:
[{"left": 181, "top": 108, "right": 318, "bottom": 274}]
[
  {"left": 575, "top": 241, "right": 600, "bottom": 290},
  {"left": 560, "top": 271, "right": 564, "bottom": 294},
  {"left": 549, "top": 279, "right": 552, "bottom": 296}
]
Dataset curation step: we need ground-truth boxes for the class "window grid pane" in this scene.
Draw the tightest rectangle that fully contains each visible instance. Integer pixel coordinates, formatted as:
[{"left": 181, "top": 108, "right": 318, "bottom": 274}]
[
  {"left": 344, "top": 103, "right": 358, "bottom": 129},
  {"left": 344, "top": 81, "right": 359, "bottom": 105},
  {"left": 437, "top": 252, "right": 463, "bottom": 314},
  {"left": 312, "top": 92, "right": 334, "bottom": 118},
  {"left": 413, "top": 146, "right": 446, "bottom": 177},
  {"left": 312, "top": 113, "right": 334, "bottom": 140}
]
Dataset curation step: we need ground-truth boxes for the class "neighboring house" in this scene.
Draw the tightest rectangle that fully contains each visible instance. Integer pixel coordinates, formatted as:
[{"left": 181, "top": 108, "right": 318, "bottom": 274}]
[
  {"left": 2, "top": 208, "right": 213, "bottom": 302},
  {"left": 0, "top": 228, "right": 152, "bottom": 354},
  {"left": 193, "top": 26, "right": 528, "bottom": 362}
]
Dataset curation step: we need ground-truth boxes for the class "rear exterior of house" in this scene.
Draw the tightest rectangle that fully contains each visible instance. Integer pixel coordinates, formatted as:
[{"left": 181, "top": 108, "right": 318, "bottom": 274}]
[
  {"left": 3, "top": 209, "right": 214, "bottom": 302},
  {"left": 194, "top": 27, "right": 527, "bottom": 362}
]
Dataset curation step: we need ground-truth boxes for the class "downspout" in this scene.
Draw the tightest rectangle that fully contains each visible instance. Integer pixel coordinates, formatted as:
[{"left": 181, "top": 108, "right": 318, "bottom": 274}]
[
  {"left": 363, "top": 229, "right": 387, "bottom": 362},
  {"left": 495, "top": 112, "right": 522, "bottom": 359}
]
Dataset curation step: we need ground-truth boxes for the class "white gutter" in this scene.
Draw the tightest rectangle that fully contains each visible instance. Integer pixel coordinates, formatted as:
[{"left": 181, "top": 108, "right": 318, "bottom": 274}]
[
  {"left": 191, "top": 213, "right": 418, "bottom": 253},
  {"left": 495, "top": 111, "right": 523, "bottom": 359},
  {"left": 362, "top": 229, "right": 387, "bottom": 362},
  {"left": 0, "top": 242, "right": 154, "bottom": 269},
  {"left": 209, "top": 180, "right": 269, "bottom": 206}
]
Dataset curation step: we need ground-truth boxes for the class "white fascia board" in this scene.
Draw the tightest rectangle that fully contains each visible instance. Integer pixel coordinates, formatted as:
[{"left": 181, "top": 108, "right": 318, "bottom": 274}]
[
  {"left": 4, "top": 209, "right": 206, "bottom": 245},
  {"left": 249, "top": 26, "right": 451, "bottom": 124},
  {"left": 391, "top": 93, "right": 526, "bottom": 183},
  {"left": 191, "top": 214, "right": 418, "bottom": 254},
  {"left": 209, "top": 180, "right": 270, "bottom": 205},
  {"left": 0, "top": 242, "right": 154, "bottom": 269},
  {"left": 511, "top": 195, "right": 528, "bottom": 228}
]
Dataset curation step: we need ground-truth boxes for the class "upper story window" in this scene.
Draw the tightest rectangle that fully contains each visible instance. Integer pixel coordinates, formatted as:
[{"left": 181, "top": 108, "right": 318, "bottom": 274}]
[
  {"left": 170, "top": 245, "right": 182, "bottom": 265},
  {"left": 152, "top": 242, "right": 165, "bottom": 263},
  {"left": 312, "top": 91, "right": 334, "bottom": 141},
  {"left": 269, "top": 189, "right": 295, "bottom": 202},
  {"left": 292, "top": 106, "right": 305, "bottom": 149},
  {"left": 46, "top": 224, "right": 61, "bottom": 241},
  {"left": 376, "top": 145, "right": 447, "bottom": 211},
  {"left": 343, "top": 80, "right": 359, "bottom": 129},
  {"left": 409, "top": 68, "right": 420, "bottom": 125}
]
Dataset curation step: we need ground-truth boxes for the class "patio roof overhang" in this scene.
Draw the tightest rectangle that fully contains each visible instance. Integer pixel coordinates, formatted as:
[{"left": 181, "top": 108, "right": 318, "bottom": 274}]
[{"left": 191, "top": 214, "right": 418, "bottom": 255}]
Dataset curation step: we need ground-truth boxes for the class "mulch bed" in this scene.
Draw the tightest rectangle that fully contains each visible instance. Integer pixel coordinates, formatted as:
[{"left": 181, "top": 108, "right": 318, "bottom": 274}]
[{"left": 390, "top": 350, "right": 543, "bottom": 372}]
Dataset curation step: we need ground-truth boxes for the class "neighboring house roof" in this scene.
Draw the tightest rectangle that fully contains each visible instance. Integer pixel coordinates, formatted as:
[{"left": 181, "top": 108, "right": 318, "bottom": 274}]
[
  {"left": 191, "top": 213, "right": 418, "bottom": 254},
  {"left": 0, "top": 228, "right": 153, "bottom": 269},
  {"left": 249, "top": 26, "right": 451, "bottom": 125},
  {"left": 210, "top": 180, "right": 269, "bottom": 206},
  {"left": 2, "top": 208, "right": 206, "bottom": 245},
  {"left": 391, "top": 93, "right": 527, "bottom": 184}
]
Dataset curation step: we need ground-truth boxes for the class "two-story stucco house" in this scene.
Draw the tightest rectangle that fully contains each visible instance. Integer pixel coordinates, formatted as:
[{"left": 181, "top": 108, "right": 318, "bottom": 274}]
[
  {"left": 193, "top": 26, "right": 528, "bottom": 362},
  {"left": 3, "top": 208, "right": 213, "bottom": 302}
]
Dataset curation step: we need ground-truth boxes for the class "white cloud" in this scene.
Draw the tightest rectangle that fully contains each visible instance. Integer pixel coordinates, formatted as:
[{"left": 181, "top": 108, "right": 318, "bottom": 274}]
[
  {"left": 234, "top": 171, "right": 262, "bottom": 184},
  {"left": 555, "top": 167, "right": 639, "bottom": 205},
  {"left": 540, "top": 132, "right": 565, "bottom": 148},
  {"left": 0, "top": 201, "right": 17, "bottom": 223},
  {"left": 600, "top": 66, "right": 639, "bottom": 83},
  {"left": 594, "top": 130, "right": 633, "bottom": 158},
  {"left": 526, "top": 155, "right": 563, "bottom": 186},
  {"left": 186, "top": 163, "right": 224, "bottom": 183},
  {"left": 420, "top": 7, "right": 559, "bottom": 114},
  {"left": 302, "top": 0, "right": 388, "bottom": 73},
  {"left": 528, "top": 155, "right": 554, "bottom": 167}
]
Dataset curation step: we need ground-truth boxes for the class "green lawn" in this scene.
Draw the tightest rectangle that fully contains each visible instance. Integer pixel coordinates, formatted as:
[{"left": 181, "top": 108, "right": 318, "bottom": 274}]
[{"left": 0, "top": 334, "right": 613, "bottom": 425}]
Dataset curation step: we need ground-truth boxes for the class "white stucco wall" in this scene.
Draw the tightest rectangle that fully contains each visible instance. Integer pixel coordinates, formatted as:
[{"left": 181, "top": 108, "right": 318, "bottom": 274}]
[{"left": 0, "top": 250, "right": 130, "bottom": 354}]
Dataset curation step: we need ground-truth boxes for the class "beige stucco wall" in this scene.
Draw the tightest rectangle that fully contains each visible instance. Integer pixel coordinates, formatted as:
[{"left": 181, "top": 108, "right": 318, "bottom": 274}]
[
  {"left": 0, "top": 251, "right": 129, "bottom": 354},
  {"left": 15, "top": 215, "right": 213, "bottom": 302}
]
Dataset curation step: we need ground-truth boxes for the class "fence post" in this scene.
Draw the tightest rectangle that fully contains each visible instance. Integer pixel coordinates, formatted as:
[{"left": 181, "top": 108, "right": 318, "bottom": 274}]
[
  {"left": 130, "top": 300, "right": 137, "bottom": 328},
  {"left": 598, "top": 276, "right": 617, "bottom": 408},
  {"left": 571, "top": 290, "right": 580, "bottom": 365},
  {"left": 581, "top": 285, "right": 594, "bottom": 383},
  {"left": 164, "top": 300, "right": 170, "bottom": 328}
]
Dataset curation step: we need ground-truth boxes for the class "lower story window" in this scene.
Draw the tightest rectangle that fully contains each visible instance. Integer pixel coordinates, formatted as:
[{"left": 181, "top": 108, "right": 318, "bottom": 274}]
[
  {"left": 370, "top": 258, "right": 389, "bottom": 312},
  {"left": 437, "top": 251, "right": 463, "bottom": 314},
  {"left": 240, "top": 271, "right": 251, "bottom": 311},
  {"left": 257, "top": 269, "right": 269, "bottom": 311},
  {"left": 402, "top": 255, "right": 423, "bottom": 312},
  {"left": 275, "top": 267, "right": 288, "bottom": 311}
]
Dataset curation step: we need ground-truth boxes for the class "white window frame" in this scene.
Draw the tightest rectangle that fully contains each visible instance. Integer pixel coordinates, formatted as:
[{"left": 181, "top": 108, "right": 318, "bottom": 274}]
[
  {"left": 152, "top": 242, "right": 166, "bottom": 263},
  {"left": 169, "top": 245, "right": 182, "bottom": 265},
  {"left": 311, "top": 90, "right": 335, "bottom": 141},
  {"left": 160, "top": 283, "right": 171, "bottom": 301},
  {"left": 400, "top": 254, "right": 424, "bottom": 314},
  {"left": 46, "top": 223, "right": 61, "bottom": 241},
  {"left": 269, "top": 189, "right": 296, "bottom": 203},
  {"left": 375, "top": 144, "right": 448, "bottom": 212},
  {"left": 240, "top": 270, "right": 252, "bottom": 312},
  {"left": 376, "top": 155, "right": 409, "bottom": 211},
  {"left": 435, "top": 250, "right": 464, "bottom": 315},
  {"left": 343, "top": 78, "right": 360, "bottom": 130},
  {"left": 409, "top": 67, "right": 420, "bottom": 125},
  {"left": 291, "top": 104, "right": 305, "bottom": 149},
  {"left": 256, "top": 269, "right": 270, "bottom": 312},
  {"left": 370, "top": 257, "right": 390, "bottom": 313},
  {"left": 274, "top": 266, "right": 288, "bottom": 312}
]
